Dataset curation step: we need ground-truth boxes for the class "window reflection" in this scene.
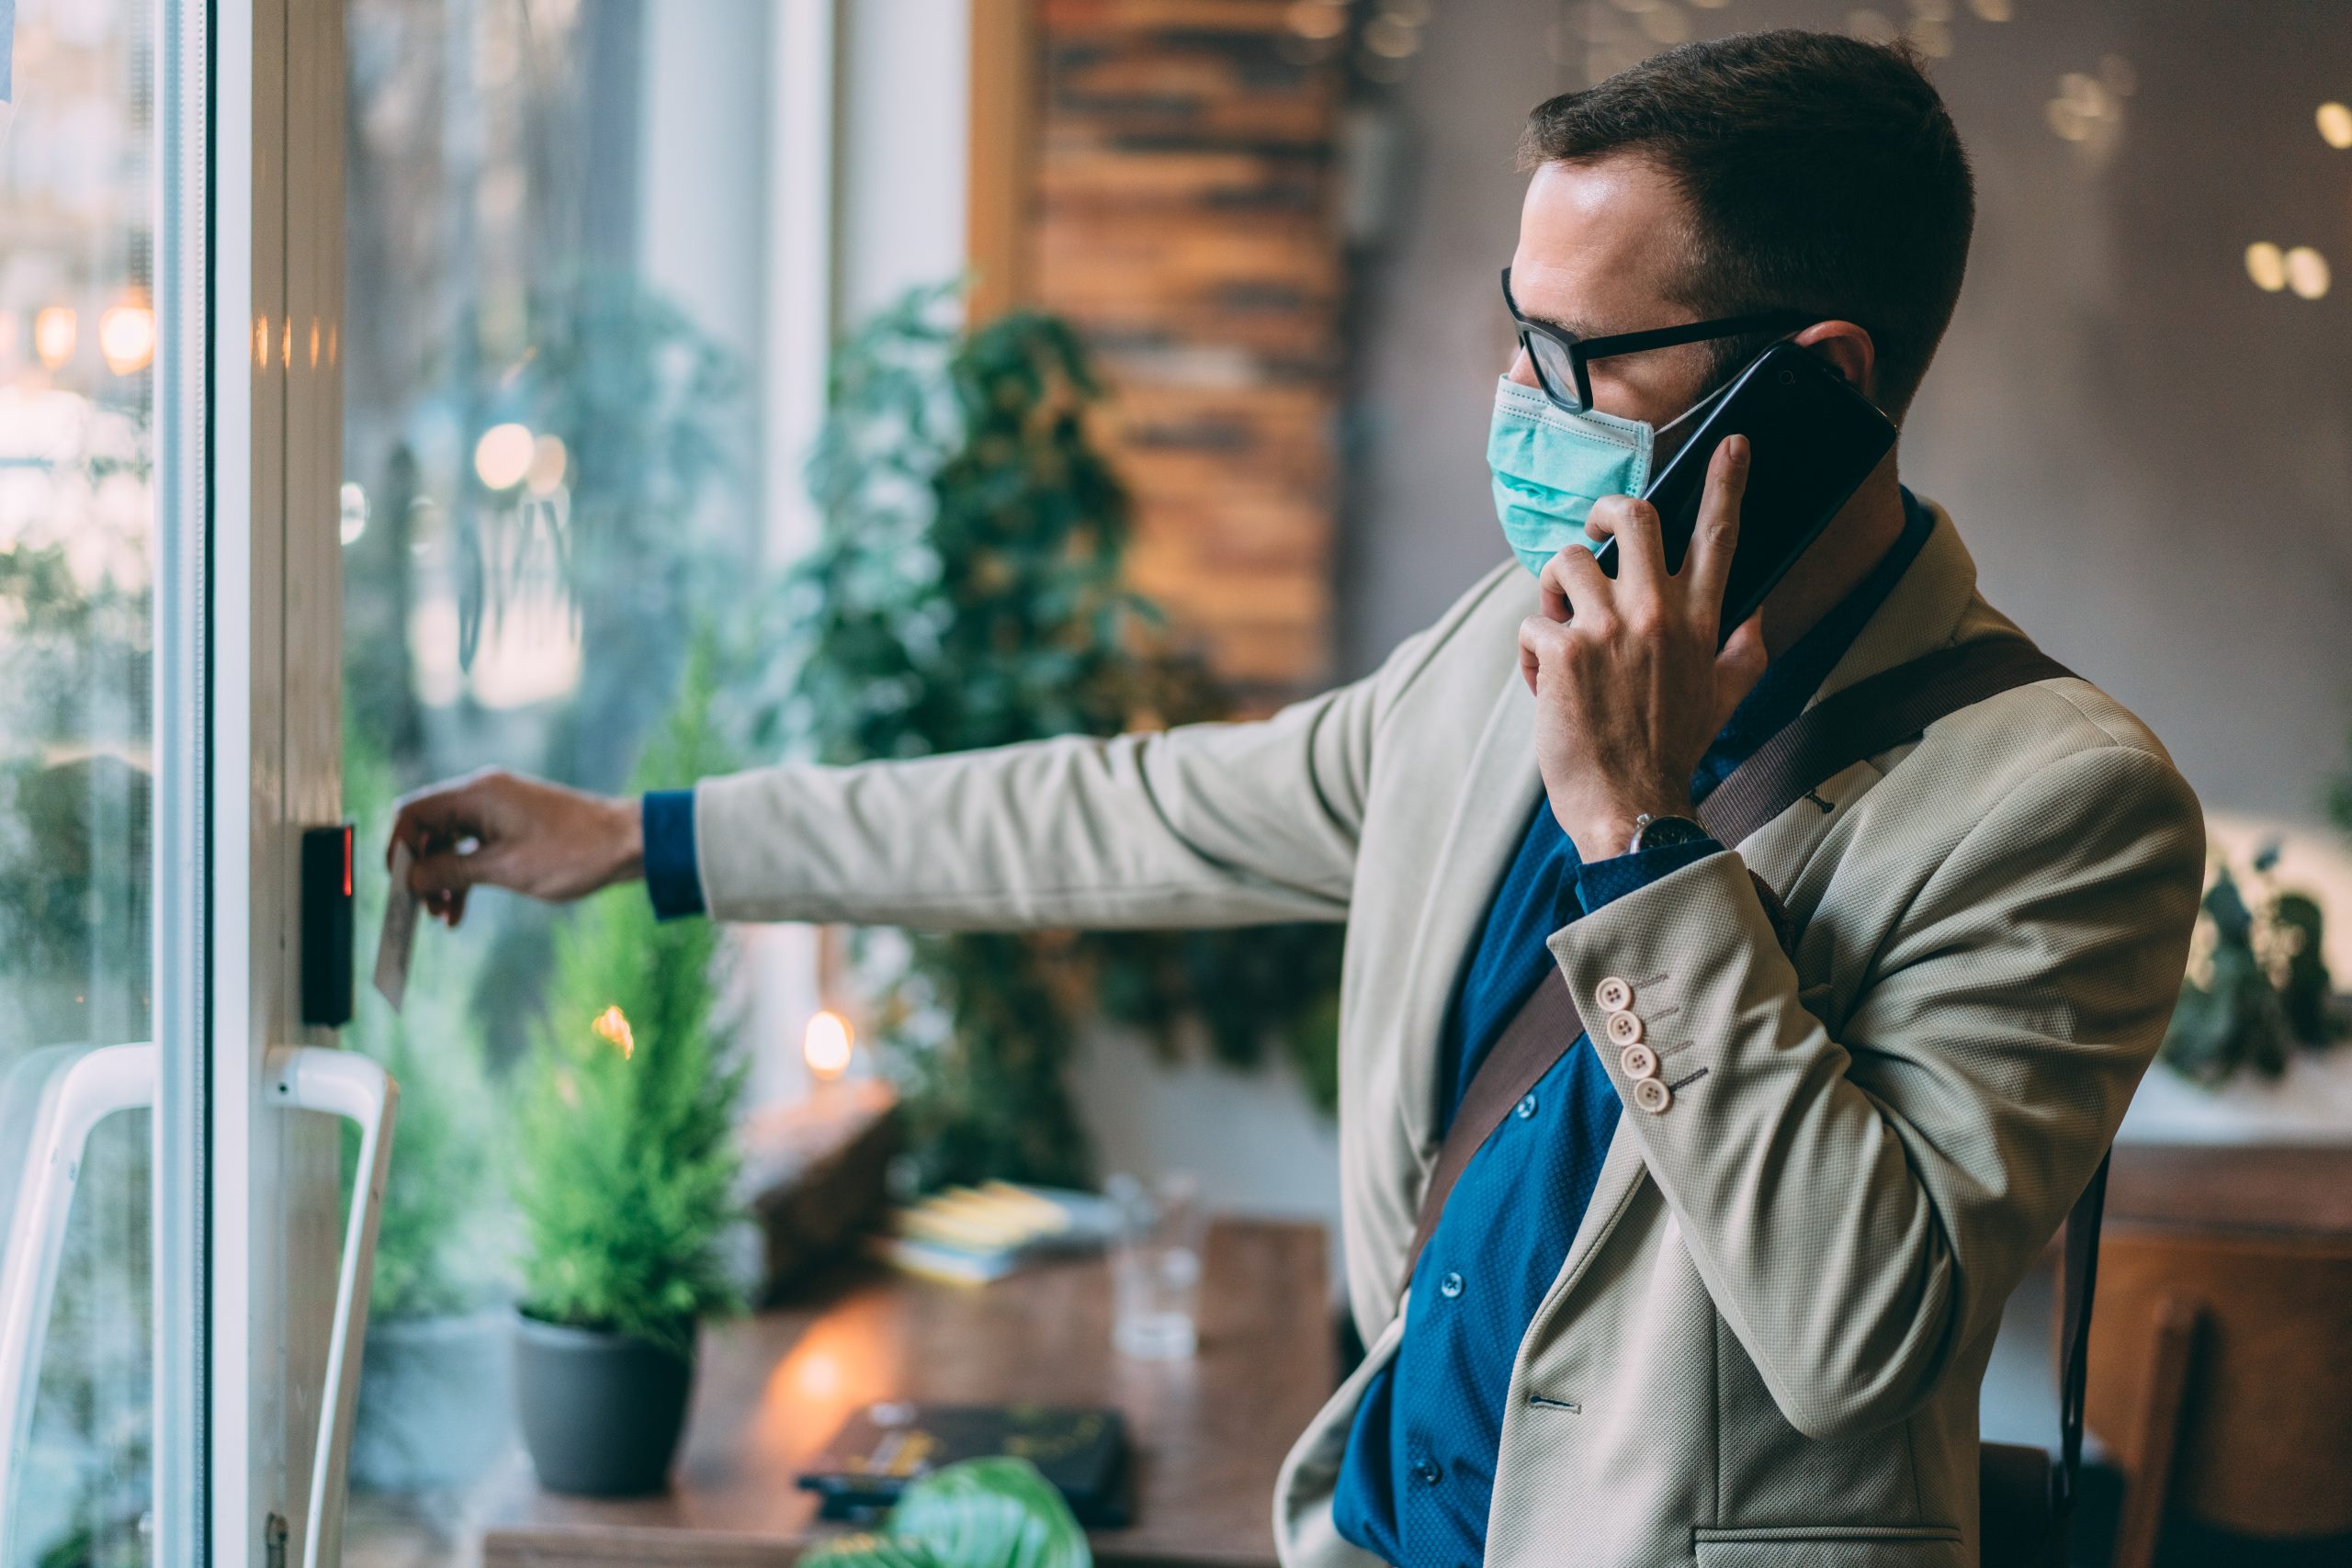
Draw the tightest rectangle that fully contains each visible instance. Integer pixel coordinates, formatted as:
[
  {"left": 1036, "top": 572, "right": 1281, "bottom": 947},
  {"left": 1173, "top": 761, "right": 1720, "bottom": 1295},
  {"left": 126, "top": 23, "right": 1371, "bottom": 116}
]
[{"left": 0, "top": 0, "right": 159, "bottom": 1560}]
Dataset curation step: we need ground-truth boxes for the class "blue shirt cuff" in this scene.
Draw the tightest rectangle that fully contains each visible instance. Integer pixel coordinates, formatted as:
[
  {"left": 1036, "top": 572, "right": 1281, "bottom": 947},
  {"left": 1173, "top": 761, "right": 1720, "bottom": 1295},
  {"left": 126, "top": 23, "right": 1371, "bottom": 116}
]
[
  {"left": 1574, "top": 839, "right": 1724, "bottom": 916},
  {"left": 641, "top": 789, "right": 707, "bottom": 921}
]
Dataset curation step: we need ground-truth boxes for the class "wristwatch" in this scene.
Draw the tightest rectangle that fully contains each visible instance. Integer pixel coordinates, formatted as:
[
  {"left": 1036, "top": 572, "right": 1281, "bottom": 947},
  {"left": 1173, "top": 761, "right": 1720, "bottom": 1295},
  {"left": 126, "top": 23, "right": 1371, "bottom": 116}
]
[{"left": 1628, "top": 812, "right": 1710, "bottom": 855}]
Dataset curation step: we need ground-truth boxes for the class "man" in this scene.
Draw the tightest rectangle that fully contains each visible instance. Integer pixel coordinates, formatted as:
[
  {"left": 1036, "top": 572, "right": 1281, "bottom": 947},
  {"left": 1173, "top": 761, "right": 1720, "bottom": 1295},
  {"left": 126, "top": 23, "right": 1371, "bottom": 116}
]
[{"left": 394, "top": 31, "right": 2202, "bottom": 1568}]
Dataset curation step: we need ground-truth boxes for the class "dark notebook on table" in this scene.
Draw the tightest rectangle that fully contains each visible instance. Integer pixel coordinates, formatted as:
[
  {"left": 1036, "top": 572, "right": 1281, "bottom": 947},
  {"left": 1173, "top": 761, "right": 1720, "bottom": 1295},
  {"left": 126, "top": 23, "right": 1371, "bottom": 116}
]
[{"left": 797, "top": 1401, "right": 1133, "bottom": 1529}]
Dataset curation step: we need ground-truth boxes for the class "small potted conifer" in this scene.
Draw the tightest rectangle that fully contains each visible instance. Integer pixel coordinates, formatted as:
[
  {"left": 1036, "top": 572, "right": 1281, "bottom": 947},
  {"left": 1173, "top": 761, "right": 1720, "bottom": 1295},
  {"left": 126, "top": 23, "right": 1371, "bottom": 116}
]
[{"left": 511, "top": 655, "right": 747, "bottom": 1495}]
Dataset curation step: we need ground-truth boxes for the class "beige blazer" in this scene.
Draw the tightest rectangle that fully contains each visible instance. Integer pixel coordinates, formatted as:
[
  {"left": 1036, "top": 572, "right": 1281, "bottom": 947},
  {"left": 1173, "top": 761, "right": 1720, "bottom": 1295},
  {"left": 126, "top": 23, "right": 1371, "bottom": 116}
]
[{"left": 692, "top": 507, "right": 2205, "bottom": 1568}]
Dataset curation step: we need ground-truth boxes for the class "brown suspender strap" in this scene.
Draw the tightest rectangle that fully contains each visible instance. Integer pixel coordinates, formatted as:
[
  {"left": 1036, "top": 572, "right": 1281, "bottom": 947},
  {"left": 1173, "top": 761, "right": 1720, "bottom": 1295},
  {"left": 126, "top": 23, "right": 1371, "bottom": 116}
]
[{"left": 1394, "top": 633, "right": 2106, "bottom": 1512}]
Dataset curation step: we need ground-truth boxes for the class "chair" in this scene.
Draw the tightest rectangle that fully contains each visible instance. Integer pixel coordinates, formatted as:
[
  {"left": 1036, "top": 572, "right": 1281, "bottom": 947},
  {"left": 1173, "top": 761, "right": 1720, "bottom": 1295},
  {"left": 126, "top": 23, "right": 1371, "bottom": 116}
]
[{"left": 2082, "top": 1223, "right": 2352, "bottom": 1567}]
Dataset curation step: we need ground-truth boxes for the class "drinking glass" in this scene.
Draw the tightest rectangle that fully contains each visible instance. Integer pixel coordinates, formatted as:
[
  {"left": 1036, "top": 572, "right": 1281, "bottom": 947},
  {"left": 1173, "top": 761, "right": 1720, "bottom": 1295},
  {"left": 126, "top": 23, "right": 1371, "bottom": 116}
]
[{"left": 1107, "top": 1172, "right": 1204, "bottom": 1360}]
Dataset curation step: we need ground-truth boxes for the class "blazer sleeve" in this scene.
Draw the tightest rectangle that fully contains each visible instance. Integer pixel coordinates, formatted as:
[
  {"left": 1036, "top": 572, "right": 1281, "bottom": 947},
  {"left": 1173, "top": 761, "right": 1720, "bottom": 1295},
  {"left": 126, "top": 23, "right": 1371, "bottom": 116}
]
[
  {"left": 688, "top": 570, "right": 1506, "bottom": 930},
  {"left": 1544, "top": 739, "right": 2204, "bottom": 1442}
]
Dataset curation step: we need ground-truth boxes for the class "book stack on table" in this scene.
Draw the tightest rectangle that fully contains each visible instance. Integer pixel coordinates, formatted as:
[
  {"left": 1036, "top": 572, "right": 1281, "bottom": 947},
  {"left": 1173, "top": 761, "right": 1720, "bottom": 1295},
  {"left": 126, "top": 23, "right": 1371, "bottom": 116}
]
[{"left": 870, "top": 1181, "right": 1123, "bottom": 1286}]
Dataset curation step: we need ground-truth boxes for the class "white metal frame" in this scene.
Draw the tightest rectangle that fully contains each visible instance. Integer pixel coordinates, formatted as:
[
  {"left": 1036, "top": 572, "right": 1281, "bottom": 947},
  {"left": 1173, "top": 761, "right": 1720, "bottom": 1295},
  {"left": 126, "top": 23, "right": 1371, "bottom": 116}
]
[
  {"left": 210, "top": 0, "right": 352, "bottom": 1560},
  {"left": 153, "top": 0, "right": 210, "bottom": 1556}
]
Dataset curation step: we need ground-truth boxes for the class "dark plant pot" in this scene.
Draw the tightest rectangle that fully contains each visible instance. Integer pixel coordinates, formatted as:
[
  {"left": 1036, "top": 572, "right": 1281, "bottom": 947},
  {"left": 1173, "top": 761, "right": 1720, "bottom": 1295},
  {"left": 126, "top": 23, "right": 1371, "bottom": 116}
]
[
  {"left": 351, "top": 1308, "right": 515, "bottom": 1493},
  {"left": 512, "top": 1312, "right": 695, "bottom": 1496}
]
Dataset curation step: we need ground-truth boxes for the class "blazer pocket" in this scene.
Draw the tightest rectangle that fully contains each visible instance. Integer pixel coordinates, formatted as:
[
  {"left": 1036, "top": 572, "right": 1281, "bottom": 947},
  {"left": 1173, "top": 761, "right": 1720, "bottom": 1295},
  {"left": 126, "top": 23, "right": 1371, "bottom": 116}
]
[{"left": 1694, "top": 1524, "right": 1965, "bottom": 1568}]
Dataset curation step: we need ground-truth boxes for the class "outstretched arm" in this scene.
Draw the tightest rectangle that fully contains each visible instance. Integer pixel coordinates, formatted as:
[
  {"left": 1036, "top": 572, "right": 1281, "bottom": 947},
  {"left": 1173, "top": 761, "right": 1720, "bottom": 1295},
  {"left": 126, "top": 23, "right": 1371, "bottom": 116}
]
[{"left": 386, "top": 570, "right": 1504, "bottom": 931}]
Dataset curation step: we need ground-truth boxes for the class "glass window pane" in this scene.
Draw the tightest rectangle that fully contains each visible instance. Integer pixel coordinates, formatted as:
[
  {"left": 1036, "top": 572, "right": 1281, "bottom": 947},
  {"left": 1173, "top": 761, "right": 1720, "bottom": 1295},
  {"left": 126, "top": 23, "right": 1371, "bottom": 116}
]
[
  {"left": 0, "top": 0, "right": 160, "bottom": 1560},
  {"left": 340, "top": 4, "right": 776, "bottom": 1555}
]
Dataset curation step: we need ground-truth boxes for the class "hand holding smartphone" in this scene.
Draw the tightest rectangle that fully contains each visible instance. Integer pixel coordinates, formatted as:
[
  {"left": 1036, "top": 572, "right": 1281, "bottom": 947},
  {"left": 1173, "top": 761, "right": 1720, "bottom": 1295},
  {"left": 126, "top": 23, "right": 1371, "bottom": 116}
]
[{"left": 1593, "top": 343, "right": 1896, "bottom": 645}]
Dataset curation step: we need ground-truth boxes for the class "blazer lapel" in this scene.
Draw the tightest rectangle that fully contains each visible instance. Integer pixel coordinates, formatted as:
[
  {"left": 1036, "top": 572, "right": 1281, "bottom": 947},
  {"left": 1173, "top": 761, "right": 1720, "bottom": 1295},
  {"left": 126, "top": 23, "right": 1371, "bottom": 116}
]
[
  {"left": 1541, "top": 502, "right": 1989, "bottom": 1310},
  {"left": 1388, "top": 671, "right": 1545, "bottom": 1164}
]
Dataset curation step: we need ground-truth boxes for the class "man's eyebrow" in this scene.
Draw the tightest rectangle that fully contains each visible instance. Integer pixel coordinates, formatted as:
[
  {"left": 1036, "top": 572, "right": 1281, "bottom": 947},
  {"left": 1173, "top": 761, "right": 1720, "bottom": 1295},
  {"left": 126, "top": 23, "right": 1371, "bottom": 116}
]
[{"left": 1521, "top": 305, "right": 1605, "bottom": 340}]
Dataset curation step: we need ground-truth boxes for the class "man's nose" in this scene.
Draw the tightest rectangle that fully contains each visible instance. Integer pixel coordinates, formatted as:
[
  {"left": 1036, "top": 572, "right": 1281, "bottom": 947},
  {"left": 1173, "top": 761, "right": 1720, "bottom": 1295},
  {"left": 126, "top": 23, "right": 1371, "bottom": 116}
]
[{"left": 1507, "top": 346, "right": 1542, "bottom": 389}]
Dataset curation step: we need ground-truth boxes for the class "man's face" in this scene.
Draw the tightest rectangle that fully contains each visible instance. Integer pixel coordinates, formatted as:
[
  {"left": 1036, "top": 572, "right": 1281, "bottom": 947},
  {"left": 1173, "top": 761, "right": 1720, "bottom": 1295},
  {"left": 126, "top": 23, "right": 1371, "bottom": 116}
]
[{"left": 1505, "top": 156, "right": 1724, "bottom": 429}]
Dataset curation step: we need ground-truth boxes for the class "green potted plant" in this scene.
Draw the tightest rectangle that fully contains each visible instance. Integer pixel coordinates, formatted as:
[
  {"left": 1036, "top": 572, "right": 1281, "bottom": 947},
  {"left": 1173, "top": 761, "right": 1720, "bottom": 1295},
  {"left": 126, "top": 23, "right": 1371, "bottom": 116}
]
[
  {"left": 343, "top": 733, "right": 515, "bottom": 1495},
  {"left": 510, "top": 652, "right": 748, "bottom": 1495},
  {"left": 2161, "top": 844, "right": 2343, "bottom": 1084},
  {"left": 799, "top": 1456, "right": 1090, "bottom": 1568},
  {"left": 745, "top": 283, "right": 1345, "bottom": 1193}
]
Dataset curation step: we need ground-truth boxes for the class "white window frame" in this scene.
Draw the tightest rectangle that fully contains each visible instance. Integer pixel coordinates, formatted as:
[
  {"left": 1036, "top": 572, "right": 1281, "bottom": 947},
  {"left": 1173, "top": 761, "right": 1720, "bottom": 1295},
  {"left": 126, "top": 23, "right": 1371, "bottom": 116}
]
[{"left": 207, "top": 0, "right": 353, "bottom": 1562}]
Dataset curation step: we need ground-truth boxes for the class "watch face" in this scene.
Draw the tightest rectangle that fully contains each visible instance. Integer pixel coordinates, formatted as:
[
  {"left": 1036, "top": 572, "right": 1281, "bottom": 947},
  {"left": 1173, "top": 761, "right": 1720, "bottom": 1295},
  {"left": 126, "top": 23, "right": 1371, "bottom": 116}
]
[{"left": 1634, "top": 815, "right": 1711, "bottom": 853}]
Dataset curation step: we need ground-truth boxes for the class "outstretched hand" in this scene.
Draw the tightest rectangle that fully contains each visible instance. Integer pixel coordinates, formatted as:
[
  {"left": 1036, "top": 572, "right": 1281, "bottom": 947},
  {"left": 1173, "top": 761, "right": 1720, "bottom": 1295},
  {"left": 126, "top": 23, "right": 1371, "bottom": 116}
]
[
  {"left": 1516, "top": 434, "right": 1770, "bottom": 863},
  {"left": 387, "top": 768, "right": 643, "bottom": 927}
]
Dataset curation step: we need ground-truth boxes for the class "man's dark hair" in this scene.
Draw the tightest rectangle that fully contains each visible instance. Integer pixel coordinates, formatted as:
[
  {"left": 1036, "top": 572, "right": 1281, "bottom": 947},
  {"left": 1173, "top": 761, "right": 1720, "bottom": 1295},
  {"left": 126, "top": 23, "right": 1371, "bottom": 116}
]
[{"left": 1521, "top": 30, "right": 1973, "bottom": 418}]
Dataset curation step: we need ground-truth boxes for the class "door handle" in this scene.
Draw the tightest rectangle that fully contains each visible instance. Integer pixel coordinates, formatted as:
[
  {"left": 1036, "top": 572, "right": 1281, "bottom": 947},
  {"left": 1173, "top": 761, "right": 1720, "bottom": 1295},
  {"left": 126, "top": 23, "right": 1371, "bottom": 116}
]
[
  {"left": 267, "top": 1045, "right": 398, "bottom": 1568},
  {"left": 0, "top": 1042, "right": 162, "bottom": 1528},
  {"left": 0, "top": 1045, "right": 396, "bottom": 1562}
]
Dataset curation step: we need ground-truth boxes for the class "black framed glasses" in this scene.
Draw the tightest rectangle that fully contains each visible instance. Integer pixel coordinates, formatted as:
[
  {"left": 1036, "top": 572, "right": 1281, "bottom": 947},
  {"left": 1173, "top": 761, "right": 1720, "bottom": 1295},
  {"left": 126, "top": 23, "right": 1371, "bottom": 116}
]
[{"left": 1502, "top": 267, "right": 1813, "bottom": 414}]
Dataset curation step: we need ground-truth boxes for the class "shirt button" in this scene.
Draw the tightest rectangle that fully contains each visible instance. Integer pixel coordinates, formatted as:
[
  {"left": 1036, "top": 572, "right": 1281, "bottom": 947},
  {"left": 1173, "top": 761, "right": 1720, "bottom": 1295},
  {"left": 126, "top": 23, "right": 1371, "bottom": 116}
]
[
  {"left": 1439, "top": 1270, "right": 1464, "bottom": 1299},
  {"left": 1619, "top": 1043, "right": 1659, "bottom": 1080},
  {"left": 1411, "top": 1457, "right": 1442, "bottom": 1484},
  {"left": 1633, "top": 1077, "right": 1673, "bottom": 1114},
  {"left": 1515, "top": 1092, "right": 1539, "bottom": 1120},
  {"left": 1605, "top": 1010, "right": 1645, "bottom": 1046}
]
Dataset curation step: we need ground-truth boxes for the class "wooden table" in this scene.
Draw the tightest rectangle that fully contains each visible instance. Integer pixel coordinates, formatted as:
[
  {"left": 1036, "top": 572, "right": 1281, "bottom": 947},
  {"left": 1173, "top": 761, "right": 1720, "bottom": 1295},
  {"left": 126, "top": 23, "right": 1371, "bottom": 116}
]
[
  {"left": 2105, "top": 1144, "right": 2352, "bottom": 1235},
  {"left": 481, "top": 1218, "right": 1333, "bottom": 1568}
]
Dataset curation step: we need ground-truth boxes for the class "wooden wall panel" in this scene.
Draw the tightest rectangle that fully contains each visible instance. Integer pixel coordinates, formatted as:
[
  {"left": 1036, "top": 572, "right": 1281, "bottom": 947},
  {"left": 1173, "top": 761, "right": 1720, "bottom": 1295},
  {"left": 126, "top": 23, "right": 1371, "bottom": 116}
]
[{"left": 1030, "top": 0, "right": 1344, "bottom": 698}]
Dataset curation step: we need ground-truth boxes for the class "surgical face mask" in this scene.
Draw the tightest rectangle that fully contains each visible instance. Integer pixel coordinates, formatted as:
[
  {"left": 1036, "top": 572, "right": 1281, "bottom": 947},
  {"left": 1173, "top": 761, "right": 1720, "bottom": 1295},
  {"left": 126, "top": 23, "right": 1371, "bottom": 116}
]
[{"left": 1486, "top": 375, "right": 1731, "bottom": 576}]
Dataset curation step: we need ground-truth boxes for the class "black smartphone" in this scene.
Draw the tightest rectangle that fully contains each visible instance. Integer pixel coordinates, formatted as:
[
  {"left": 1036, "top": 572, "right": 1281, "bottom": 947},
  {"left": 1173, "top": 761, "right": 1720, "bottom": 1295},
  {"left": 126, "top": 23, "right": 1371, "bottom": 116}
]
[{"left": 1594, "top": 342, "right": 1896, "bottom": 646}]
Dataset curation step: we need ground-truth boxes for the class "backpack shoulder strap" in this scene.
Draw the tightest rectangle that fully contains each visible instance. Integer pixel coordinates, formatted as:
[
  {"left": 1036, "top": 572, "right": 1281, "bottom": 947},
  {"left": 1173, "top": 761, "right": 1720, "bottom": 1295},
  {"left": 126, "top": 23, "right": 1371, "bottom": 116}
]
[{"left": 1397, "top": 637, "right": 2079, "bottom": 1294}]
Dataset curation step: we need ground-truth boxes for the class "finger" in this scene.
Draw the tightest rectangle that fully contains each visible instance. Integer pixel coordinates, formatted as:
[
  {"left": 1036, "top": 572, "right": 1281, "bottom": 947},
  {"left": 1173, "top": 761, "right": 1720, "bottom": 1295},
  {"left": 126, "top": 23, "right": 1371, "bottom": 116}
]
[
  {"left": 409, "top": 844, "right": 504, "bottom": 898},
  {"left": 1711, "top": 611, "right": 1769, "bottom": 732},
  {"left": 1518, "top": 615, "right": 1571, "bottom": 693},
  {"left": 1686, "top": 435, "right": 1751, "bottom": 611},
  {"left": 1540, "top": 543, "right": 1615, "bottom": 630},
  {"left": 1592, "top": 495, "right": 1667, "bottom": 596},
  {"left": 388, "top": 774, "right": 494, "bottom": 866}
]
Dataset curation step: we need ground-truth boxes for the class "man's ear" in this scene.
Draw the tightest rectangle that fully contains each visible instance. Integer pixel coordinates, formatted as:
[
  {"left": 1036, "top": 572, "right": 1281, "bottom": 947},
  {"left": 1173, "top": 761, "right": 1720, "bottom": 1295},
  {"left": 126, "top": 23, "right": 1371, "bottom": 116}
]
[{"left": 1792, "top": 321, "right": 1875, "bottom": 401}]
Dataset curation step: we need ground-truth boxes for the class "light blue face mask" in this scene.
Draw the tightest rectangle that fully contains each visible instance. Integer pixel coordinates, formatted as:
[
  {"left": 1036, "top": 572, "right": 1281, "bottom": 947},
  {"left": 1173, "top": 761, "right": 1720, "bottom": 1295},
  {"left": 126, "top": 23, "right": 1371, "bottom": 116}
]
[{"left": 1486, "top": 376, "right": 1727, "bottom": 576}]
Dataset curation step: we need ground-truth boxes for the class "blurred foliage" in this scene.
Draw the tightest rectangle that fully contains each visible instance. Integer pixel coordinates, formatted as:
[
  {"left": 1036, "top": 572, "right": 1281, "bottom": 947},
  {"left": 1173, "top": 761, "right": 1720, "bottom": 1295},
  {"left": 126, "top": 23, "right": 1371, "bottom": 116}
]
[
  {"left": 742, "top": 283, "right": 1343, "bottom": 1191},
  {"left": 513, "top": 646, "right": 747, "bottom": 1354},
  {"left": 2161, "top": 844, "right": 2344, "bottom": 1085},
  {"left": 796, "top": 1456, "right": 1090, "bottom": 1568},
  {"left": 341, "top": 727, "right": 509, "bottom": 1320}
]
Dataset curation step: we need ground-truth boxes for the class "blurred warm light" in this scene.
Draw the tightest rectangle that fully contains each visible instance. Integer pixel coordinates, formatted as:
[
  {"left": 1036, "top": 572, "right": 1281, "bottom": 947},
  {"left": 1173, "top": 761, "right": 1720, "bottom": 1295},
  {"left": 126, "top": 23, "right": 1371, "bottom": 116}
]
[
  {"left": 1968, "top": 0, "right": 2010, "bottom": 16},
  {"left": 1285, "top": 0, "right": 1346, "bottom": 40},
  {"left": 1637, "top": 6, "right": 1690, "bottom": 45},
  {"left": 98, "top": 304, "right": 155, "bottom": 375},
  {"left": 2319, "top": 102, "right": 2352, "bottom": 150},
  {"left": 34, "top": 307, "right": 77, "bottom": 369},
  {"left": 526, "top": 433, "right": 568, "bottom": 495},
  {"left": 592, "top": 1004, "right": 635, "bottom": 1060},
  {"left": 2284, "top": 245, "right": 2331, "bottom": 300},
  {"left": 339, "top": 480, "right": 368, "bottom": 545},
  {"left": 804, "top": 1010, "right": 854, "bottom": 1082},
  {"left": 791, "top": 1347, "right": 842, "bottom": 1399},
  {"left": 2246, "top": 242, "right": 2288, "bottom": 292},
  {"left": 1847, "top": 10, "right": 1897, "bottom": 46},
  {"left": 473, "top": 422, "right": 535, "bottom": 490},
  {"left": 1364, "top": 13, "right": 1424, "bottom": 55}
]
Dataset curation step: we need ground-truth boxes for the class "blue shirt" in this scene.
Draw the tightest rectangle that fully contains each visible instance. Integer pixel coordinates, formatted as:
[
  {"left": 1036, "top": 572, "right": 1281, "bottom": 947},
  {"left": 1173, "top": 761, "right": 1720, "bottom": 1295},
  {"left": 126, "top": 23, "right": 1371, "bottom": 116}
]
[{"left": 1328, "top": 497, "right": 1933, "bottom": 1568}]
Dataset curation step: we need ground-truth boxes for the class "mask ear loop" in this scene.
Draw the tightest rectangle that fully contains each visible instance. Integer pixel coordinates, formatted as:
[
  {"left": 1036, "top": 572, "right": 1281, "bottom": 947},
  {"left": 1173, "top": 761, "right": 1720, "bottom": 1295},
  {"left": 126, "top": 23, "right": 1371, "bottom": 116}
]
[{"left": 1657, "top": 330, "right": 1806, "bottom": 436}]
